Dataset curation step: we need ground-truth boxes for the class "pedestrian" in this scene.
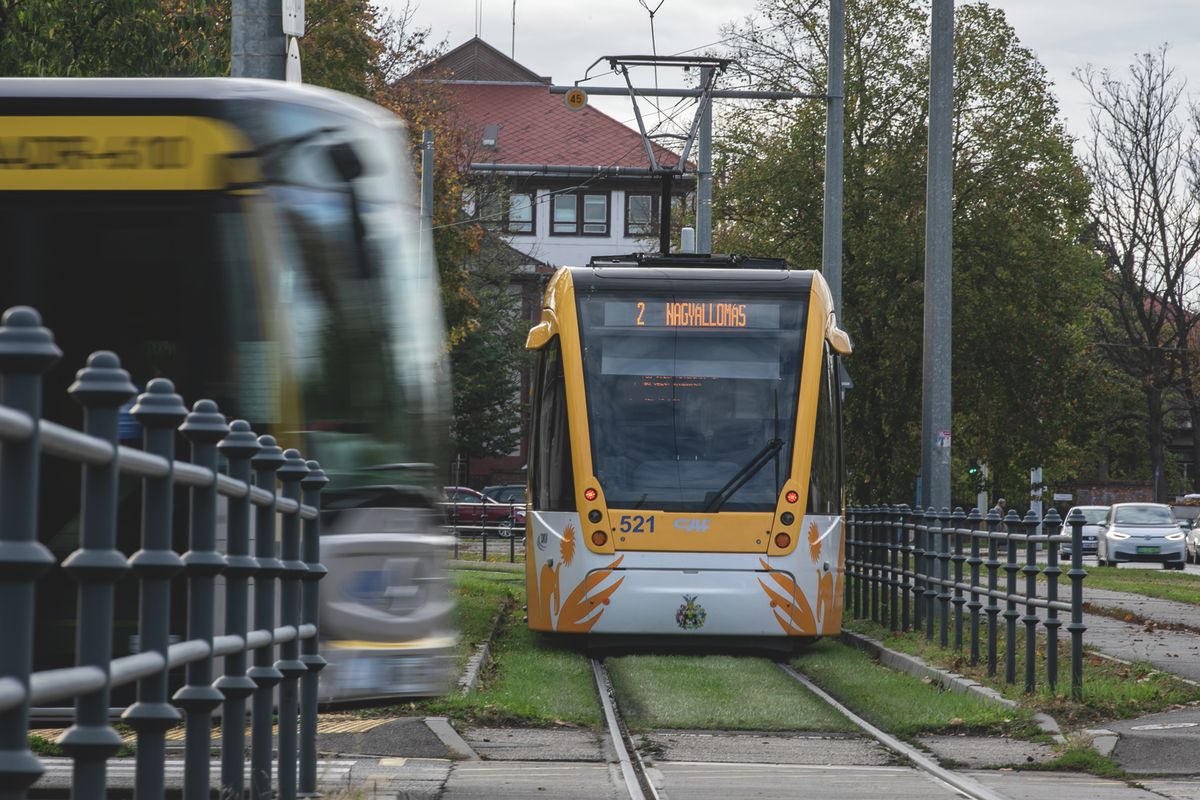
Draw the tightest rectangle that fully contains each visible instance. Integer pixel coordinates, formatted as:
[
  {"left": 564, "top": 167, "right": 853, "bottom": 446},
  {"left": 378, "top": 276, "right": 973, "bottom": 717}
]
[{"left": 991, "top": 497, "right": 1006, "bottom": 517}]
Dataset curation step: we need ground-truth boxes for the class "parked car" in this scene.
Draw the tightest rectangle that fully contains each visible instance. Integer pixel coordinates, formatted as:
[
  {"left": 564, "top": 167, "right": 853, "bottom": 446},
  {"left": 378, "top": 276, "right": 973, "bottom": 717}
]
[
  {"left": 1059, "top": 505, "right": 1108, "bottom": 559},
  {"left": 482, "top": 483, "right": 526, "bottom": 505},
  {"left": 1097, "top": 502, "right": 1186, "bottom": 569},
  {"left": 442, "top": 485, "right": 526, "bottom": 536}
]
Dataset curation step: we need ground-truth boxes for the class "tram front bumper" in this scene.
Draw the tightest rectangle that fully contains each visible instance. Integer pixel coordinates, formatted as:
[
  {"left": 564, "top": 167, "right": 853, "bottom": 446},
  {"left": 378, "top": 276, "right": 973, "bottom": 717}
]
[
  {"left": 319, "top": 638, "right": 457, "bottom": 702},
  {"left": 582, "top": 566, "right": 829, "bottom": 637}
]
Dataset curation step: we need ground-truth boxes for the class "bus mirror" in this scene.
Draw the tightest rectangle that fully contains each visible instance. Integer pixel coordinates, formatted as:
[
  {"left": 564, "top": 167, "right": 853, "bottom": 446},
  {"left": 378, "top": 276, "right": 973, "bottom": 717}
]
[
  {"left": 327, "top": 141, "right": 363, "bottom": 182},
  {"left": 525, "top": 321, "right": 554, "bottom": 350}
]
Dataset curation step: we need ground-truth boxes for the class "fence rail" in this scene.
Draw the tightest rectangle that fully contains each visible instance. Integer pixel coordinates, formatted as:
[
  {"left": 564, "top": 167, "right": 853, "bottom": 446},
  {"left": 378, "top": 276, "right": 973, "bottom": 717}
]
[
  {"left": 845, "top": 505, "right": 1088, "bottom": 699},
  {"left": 0, "top": 306, "right": 326, "bottom": 800}
]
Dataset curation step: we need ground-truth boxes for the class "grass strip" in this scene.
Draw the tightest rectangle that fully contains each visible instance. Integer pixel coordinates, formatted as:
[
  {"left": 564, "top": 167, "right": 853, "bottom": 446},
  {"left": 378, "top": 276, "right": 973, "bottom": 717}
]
[
  {"left": 606, "top": 654, "right": 853, "bottom": 733},
  {"left": 1081, "top": 566, "right": 1200, "bottom": 607},
  {"left": 846, "top": 618, "right": 1200, "bottom": 728},
  {"left": 449, "top": 568, "right": 523, "bottom": 670},
  {"left": 375, "top": 574, "right": 600, "bottom": 727},
  {"left": 793, "top": 640, "right": 1038, "bottom": 738}
]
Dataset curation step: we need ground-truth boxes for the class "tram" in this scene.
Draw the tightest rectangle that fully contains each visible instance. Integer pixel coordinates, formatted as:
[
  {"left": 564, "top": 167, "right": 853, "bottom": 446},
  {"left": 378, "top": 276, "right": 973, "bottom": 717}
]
[
  {"left": 0, "top": 78, "right": 456, "bottom": 701},
  {"left": 525, "top": 253, "right": 850, "bottom": 642}
]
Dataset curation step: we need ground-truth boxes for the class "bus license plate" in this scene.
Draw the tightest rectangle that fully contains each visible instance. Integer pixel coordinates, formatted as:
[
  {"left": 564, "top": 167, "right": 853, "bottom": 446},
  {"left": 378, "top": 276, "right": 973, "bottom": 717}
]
[{"left": 1137, "top": 546, "right": 1160, "bottom": 554}]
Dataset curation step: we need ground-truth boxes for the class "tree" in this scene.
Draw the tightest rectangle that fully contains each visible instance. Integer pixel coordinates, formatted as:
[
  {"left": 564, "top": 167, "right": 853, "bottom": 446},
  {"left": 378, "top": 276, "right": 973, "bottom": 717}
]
[
  {"left": 715, "top": 0, "right": 1104, "bottom": 504},
  {"left": 1078, "top": 47, "right": 1200, "bottom": 500}
]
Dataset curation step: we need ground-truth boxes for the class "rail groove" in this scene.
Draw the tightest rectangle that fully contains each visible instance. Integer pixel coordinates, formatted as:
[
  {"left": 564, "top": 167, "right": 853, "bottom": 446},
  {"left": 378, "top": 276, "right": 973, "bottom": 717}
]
[
  {"left": 778, "top": 662, "right": 1010, "bottom": 800},
  {"left": 591, "top": 657, "right": 659, "bottom": 800}
]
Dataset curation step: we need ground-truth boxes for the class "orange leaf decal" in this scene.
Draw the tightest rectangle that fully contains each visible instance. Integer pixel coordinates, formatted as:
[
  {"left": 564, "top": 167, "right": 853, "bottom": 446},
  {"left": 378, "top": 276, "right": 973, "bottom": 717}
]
[
  {"left": 808, "top": 521, "right": 821, "bottom": 562},
  {"left": 757, "top": 558, "right": 817, "bottom": 635},
  {"left": 556, "top": 556, "right": 624, "bottom": 633},
  {"left": 561, "top": 524, "right": 576, "bottom": 566}
]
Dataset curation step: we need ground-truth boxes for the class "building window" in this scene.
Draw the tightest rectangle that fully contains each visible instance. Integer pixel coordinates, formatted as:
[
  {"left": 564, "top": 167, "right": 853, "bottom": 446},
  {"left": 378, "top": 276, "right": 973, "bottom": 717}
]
[
  {"left": 625, "top": 193, "right": 657, "bottom": 236},
  {"left": 480, "top": 191, "right": 535, "bottom": 234},
  {"left": 551, "top": 191, "right": 609, "bottom": 236}
]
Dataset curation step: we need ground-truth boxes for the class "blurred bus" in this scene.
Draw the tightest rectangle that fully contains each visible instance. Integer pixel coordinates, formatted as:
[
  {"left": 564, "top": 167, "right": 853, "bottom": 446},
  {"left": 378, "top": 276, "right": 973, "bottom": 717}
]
[{"left": 0, "top": 77, "right": 456, "bottom": 702}]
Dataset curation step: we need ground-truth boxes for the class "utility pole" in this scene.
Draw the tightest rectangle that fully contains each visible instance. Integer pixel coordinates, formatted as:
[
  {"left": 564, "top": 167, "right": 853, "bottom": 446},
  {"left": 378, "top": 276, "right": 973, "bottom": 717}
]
[
  {"left": 421, "top": 131, "right": 435, "bottom": 268},
  {"left": 232, "top": 0, "right": 286, "bottom": 80},
  {"left": 697, "top": 66, "right": 714, "bottom": 254},
  {"left": 920, "top": 0, "right": 954, "bottom": 510},
  {"left": 822, "top": 0, "right": 845, "bottom": 320}
]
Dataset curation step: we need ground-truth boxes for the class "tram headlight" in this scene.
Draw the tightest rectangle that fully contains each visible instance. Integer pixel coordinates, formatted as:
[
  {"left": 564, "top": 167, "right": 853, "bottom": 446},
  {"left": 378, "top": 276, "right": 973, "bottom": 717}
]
[
  {"left": 591, "top": 530, "right": 607, "bottom": 546},
  {"left": 774, "top": 532, "right": 791, "bottom": 549},
  {"left": 780, "top": 512, "right": 795, "bottom": 526},
  {"left": 588, "top": 510, "right": 602, "bottom": 523}
]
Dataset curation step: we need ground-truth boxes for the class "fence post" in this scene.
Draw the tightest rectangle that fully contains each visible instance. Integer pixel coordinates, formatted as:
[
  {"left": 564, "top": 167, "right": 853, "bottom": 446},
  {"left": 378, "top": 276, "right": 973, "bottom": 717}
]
[
  {"left": 60, "top": 352, "right": 136, "bottom": 798},
  {"left": 250, "top": 436, "right": 286, "bottom": 800},
  {"left": 217, "top": 421, "right": 263, "bottom": 798},
  {"left": 1066, "top": 507, "right": 1087, "bottom": 701},
  {"left": 276, "top": 450, "right": 310, "bottom": 800},
  {"left": 0, "top": 307, "right": 60, "bottom": 798},
  {"left": 1022, "top": 508, "right": 1041, "bottom": 694},
  {"left": 912, "top": 506, "right": 925, "bottom": 632},
  {"left": 899, "top": 505, "right": 912, "bottom": 631},
  {"left": 937, "top": 508, "right": 952, "bottom": 648},
  {"left": 888, "top": 505, "right": 900, "bottom": 631},
  {"left": 123, "top": 380, "right": 187, "bottom": 800},
  {"left": 951, "top": 507, "right": 967, "bottom": 651},
  {"left": 966, "top": 508, "right": 984, "bottom": 667},
  {"left": 1043, "top": 508, "right": 1063, "bottom": 693},
  {"left": 1003, "top": 509, "right": 1022, "bottom": 684},
  {"left": 299, "top": 461, "right": 328, "bottom": 798},
  {"left": 173, "top": 400, "right": 231, "bottom": 799},
  {"left": 985, "top": 508, "right": 1002, "bottom": 677}
]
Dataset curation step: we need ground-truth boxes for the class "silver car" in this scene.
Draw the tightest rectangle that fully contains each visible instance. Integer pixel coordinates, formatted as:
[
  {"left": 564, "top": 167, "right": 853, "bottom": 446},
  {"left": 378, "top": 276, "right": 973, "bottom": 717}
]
[
  {"left": 1097, "top": 502, "right": 1187, "bottom": 570},
  {"left": 1059, "top": 505, "right": 1107, "bottom": 559}
]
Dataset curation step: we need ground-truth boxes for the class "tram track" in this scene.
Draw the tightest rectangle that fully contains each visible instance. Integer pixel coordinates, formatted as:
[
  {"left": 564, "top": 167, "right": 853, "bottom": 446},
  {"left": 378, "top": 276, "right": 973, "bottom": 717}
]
[
  {"left": 594, "top": 649, "right": 1014, "bottom": 800},
  {"left": 591, "top": 657, "right": 660, "bottom": 800},
  {"left": 778, "top": 662, "right": 1010, "bottom": 800}
]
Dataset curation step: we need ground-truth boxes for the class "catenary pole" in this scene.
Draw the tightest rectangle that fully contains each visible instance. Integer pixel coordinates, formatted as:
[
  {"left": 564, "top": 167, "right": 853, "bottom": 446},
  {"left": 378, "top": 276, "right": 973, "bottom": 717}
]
[
  {"left": 920, "top": 0, "right": 954, "bottom": 510},
  {"left": 697, "top": 66, "right": 714, "bottom": 254},
  {"left": 822, "top": 0, "right": 845, "bottom": 320},
  {"left": 232, "top": 0, "right": 286, "bottom": 79}
]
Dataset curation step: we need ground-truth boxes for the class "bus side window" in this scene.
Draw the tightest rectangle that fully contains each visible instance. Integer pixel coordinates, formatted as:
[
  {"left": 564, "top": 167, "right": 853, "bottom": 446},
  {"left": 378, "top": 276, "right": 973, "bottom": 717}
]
[
  {"left": 532, "top": 338, "right": 576, "bottom": 512},
  {"left": 808, "top": 343, "right": 840, "bottom": 515}
]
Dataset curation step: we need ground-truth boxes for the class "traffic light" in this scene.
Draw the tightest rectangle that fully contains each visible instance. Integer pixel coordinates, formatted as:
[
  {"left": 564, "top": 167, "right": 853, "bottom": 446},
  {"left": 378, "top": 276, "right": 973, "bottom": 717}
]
[{"left": 967, "top": 459, "right": 980, "bottom": 479}]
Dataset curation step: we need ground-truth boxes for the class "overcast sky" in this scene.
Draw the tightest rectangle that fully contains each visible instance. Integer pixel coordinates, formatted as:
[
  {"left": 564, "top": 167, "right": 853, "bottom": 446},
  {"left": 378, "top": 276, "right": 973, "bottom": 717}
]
[{"left": 391, "top": 0, "right": 1200, "bottom": 142}]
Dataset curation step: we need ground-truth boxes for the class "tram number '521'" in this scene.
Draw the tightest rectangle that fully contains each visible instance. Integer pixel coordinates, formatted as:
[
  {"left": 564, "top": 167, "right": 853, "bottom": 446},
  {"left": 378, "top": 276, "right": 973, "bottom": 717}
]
[{"left": 618, "top": 514, "right": 655, "bottom": 534}]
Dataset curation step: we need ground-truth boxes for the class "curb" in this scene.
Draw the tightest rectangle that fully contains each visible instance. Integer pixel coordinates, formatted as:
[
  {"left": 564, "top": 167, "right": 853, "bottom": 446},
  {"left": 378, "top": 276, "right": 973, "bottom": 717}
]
[
  {"left": 838, "top": 630, "right": 1065, "bottom": 743},
  {"left": 424, "top": 716, "right": 481, "bottom": 760},
  {"left": 458, "top": 611, "right": 503, "bottom": 693}
]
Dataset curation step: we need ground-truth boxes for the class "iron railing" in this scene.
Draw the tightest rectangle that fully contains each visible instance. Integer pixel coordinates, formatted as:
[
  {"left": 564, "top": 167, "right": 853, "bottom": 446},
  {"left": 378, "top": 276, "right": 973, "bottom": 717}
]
[
  {"left": 845, "top": 505, "right": 1088, "bottom": 699},
  {"left": 439, "top": 500, "right": 526, "bottom": 563},
  {"left": 0, "top": 306, "right": 327, "bottom": 799}
]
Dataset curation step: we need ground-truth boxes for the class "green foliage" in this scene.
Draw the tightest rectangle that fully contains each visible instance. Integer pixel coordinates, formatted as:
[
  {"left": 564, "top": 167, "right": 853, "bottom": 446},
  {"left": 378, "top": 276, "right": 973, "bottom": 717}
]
[{"left": 716, "top": 0, "right": 1105, "bottom": 502}]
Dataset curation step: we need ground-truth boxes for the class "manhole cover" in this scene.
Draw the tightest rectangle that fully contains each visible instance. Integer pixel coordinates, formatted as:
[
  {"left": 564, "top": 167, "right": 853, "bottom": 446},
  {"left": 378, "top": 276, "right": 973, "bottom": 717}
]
[{"left": 1130, "top": 722, "right": 1200, "bottom": 731}]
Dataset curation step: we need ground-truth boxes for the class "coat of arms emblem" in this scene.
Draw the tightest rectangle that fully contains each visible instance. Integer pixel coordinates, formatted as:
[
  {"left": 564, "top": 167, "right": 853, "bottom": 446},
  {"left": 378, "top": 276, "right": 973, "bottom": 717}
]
[{"left": 675, "top": 594, "right": 707, "bottom": 630}]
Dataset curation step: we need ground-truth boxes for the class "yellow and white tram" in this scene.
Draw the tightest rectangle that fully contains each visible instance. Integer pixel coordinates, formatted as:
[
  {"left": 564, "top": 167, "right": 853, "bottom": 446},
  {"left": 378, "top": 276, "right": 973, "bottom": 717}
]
[{"left": 525, "top": 254, "right": 851, "bottom": 641}]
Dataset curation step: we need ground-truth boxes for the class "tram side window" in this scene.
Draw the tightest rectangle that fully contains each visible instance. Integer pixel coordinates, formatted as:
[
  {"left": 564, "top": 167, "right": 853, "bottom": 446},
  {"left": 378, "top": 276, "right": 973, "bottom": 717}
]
[
  {"left": 808, "top": 343, "right": 842, "bottom": 515},
  {"left": 532, "top": 338, "right": 576, "bottom": 511}
]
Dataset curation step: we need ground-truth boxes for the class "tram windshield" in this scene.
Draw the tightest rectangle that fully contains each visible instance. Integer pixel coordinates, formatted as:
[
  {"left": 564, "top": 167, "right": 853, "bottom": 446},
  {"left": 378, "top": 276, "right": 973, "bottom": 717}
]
[{"left": 578, "top": 293, "right": 807, "bottom": 512}]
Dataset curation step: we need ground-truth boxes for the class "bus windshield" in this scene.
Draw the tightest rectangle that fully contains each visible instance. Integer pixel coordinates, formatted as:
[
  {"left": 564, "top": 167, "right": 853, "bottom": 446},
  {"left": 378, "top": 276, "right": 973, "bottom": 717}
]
[{"left": 578, "top": 292, "right": 807, "bottom": 512}]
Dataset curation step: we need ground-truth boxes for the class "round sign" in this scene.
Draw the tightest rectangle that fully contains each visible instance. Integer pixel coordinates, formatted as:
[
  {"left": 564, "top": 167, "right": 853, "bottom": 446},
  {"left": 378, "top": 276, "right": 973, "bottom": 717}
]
[
  {"left": 564, "top": 87, "right": 588, "bottom": 111},
  {"left": 285, "top": 37, "right": 302, "bottom": 83}
]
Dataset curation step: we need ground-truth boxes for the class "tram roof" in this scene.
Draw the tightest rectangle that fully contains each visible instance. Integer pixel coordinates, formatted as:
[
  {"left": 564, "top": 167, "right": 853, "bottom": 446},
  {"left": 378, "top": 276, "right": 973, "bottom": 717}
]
[
  {"left": 570, "top": 253, "right": 817, "bottom": 294},
  {"left": 0, "top": 77, "right": 399, "bottom": 129}
]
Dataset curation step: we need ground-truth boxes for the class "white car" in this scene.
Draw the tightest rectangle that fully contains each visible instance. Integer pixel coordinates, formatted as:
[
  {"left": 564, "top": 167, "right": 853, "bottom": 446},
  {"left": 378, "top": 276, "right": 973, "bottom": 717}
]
[
  {"left": 1059, "top": 505, "right": 1107, "bottom": 559},
  {"left": 1097, "top": 503, "right": 1187, "bottom": 570}
]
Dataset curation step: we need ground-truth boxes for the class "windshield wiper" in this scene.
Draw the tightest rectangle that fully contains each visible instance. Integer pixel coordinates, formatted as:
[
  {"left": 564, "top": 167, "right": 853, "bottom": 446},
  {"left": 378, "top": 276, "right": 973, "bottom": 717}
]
[{"left": 703, "top": 438, "right": 784, "bottom": 514}]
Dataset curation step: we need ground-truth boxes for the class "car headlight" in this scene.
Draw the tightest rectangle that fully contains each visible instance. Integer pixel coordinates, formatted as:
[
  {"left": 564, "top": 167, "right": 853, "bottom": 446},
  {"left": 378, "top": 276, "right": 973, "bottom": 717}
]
[
  {"left": 1109, "top": 531, "right": 1131, "bottom": 540},
  {"left": 1167, "top": 532, "right": 1185, "bottom": 541}
]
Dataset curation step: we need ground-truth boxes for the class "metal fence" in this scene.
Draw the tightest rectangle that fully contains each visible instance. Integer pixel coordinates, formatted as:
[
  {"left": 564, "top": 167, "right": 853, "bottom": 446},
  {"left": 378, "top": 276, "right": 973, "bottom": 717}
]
[
  {"left": 439, "top": 501, "right": 526, "bottom": 563},
  {"left": 0, "top": 306, "right": 326, "bottom": 799},
  {"left": 845, "top": 505, "right": 1088, "bottom": 699}
]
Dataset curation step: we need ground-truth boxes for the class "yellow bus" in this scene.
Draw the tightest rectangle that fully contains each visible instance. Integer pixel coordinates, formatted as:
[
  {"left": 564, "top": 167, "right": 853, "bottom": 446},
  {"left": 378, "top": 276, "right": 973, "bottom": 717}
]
[
  {"left": 524, "top": 254, "right": 851, "bottom": 643},
  {"left": 0, "top": 78, "right": 455, "bottom": 701}
]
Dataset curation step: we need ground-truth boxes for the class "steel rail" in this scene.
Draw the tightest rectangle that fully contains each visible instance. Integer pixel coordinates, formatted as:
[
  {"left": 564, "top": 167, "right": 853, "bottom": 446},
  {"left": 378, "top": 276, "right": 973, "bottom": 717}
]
[
  {"left": 591, "top": 658, "right": 658, "bottom": 800},
  {"left": 778, "top": 663, "right": 1010, "bottom": 800}
]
